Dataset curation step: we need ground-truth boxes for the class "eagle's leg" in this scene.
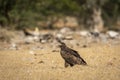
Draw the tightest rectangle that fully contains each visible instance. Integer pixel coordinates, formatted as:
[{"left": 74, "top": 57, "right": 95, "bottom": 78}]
[
  {"left": 65, "top": 61, "right": 70, "bottom": 68},
  {"left": 70, "top": 64, "right": 74, "bottom": 67}
]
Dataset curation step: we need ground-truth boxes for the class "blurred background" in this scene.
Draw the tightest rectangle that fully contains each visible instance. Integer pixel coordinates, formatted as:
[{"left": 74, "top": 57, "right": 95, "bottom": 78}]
[
  {"left": 0, "top": 0, "right": 120, "bottom": 30},
  {"left": 0, "top": 0, "right": 120, "bottom": 46},
  {"left": 0, "top": 1, "right": 120, "bottom": 80}
]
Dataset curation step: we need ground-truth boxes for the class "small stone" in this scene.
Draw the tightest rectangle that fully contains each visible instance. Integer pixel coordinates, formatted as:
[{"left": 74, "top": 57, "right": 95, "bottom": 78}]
[
  {"left": 60, "top": 27, "right": 71, "bottom": 34},
  {"left": 65, "top": 36, "right": 73, "bottom": 40},
  {"left": 56, "top": 33, "right": 64, "bottom": 39},
  {"left": 38, "top": 61, "right": 44, "bottom": 64},
  {"left": 82, "top": 45, "right": 87, "bottom": 48},
  {"left": 34, "top": 53, "right": 37, "bottom": 56},
  {"left": 29, "top": 50, "right": 35, "bottom": 54},
  {"left": 107, "top": 30, "right": 119, "bottom": 39},
  {"left": 33, "top": 36, "right": 40, "bottom": 42},
  {"left": 41, "top": 40, "right": 47, "bottom": 43},
  {"left": 107, "top": 62, "right": 113, "bottom": 66},
  {"left": 79, "top": 30, "right": 90, "bottom": 37},
  {"left": 52, "top": 60, "right": 55, "bottom": 63},
  {"left": 24, "top": 36, "right": 34, "bottom": 44},
  {"left": 52, "top": 50, "right": 59, "bottom": 52},
  {"left": 9, "top": 43, "right": 18, "bottom": 50}
]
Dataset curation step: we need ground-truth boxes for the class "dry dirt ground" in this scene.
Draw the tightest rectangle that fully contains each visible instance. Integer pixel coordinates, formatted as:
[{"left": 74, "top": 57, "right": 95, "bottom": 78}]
[
  {"left": 0, "top": 28, "right": 120, "bottom": 80},
  {"left": 0, "top": 42, "right": 120, "bottom": 80}
]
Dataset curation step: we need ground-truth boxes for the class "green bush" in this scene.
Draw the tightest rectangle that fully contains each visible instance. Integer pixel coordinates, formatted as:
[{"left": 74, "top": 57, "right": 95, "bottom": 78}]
[{"left": 0, "top": 0, "right": 120, "bottom": 29}]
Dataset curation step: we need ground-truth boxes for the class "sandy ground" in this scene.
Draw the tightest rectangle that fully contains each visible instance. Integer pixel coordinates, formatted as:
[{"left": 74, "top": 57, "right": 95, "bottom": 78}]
[{"left": 0, "top": 42, "right": 120, "bottom": 80}]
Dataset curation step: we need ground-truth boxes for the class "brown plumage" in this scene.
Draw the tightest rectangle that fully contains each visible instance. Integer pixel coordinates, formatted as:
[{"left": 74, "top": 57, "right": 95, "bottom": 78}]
[{"left": 56, "top": 38, "right": 87, "bottom": 67}]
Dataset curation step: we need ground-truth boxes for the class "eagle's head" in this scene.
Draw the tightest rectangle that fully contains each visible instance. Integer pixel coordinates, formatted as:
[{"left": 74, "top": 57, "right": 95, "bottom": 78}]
[
  {"left": 59, "top": 43, "right": 66, "bottom": 49},
  {"left": 56, "top": 38, "right": 66, "bottom": 49}
]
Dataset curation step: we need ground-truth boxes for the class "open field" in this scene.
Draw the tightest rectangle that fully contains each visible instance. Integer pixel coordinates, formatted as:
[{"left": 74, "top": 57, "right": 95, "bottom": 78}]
[{"left": 0, "top": 42, "right": 120, "bottom": 80}]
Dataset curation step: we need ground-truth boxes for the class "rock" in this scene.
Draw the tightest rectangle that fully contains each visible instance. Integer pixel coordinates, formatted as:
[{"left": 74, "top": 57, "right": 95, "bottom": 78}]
[
  {"left": 107, "top": 31, "right": 119, "bottom": 39},
  {"left": 99, "top": 33, "right": 108, "bottom": 43},
  {"left": 60, "top": 27, "right": 72, "bottom": 34},
  {"left": 23, "top": 27, "right": 40, "bottom": 36},
  {"left": 90, "top": 32, "right": 100, "bottom": 37},
  {"left": 64, "top": 36, "right": 73, "bottom": 40},
  {"left": 56, "top": 33, "right": 64, "bottom": 39},
  {"left": 39, "top": 33, "right": 54, "bottom": 43},
  {"left": 9, "top": 43, "right": 18, "bottom": 50},
  {"left": 79, "top": 30, "right": 91, "bottom": 37},
  {"left": 24, "top": 36, "right": 35, "bottom": 44},
  {"left": 42, "top": 33, "right": 53, "bottom": 41},
  {"left": 11, "top": 43, "right": 17, "bottom": 48},
  {"left": 33, "top": 36, "right": 40, "bottom": 42},
  {"left": 29, "top": 50, "right": 35, "bottom": 54},
  {"left": 40, "top": 40, "right": 47, "bottom": 43},
  {"left": 38, "top": 61, "right": 44, "bottom": 64},
  {"left": 52, "top": 50, "right": 59, "bottom": 52},
  {"left": 24, "top": 35, "right": 40, "bottom": 44},
  {"left": 82, "top": 45, "right": 87, "bottom": 48}
]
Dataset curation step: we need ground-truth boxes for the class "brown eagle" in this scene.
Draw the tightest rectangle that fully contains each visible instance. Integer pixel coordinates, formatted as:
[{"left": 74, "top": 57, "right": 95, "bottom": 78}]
[{"left": 56, "top": 38, "right": 87, "bottom": 67}]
